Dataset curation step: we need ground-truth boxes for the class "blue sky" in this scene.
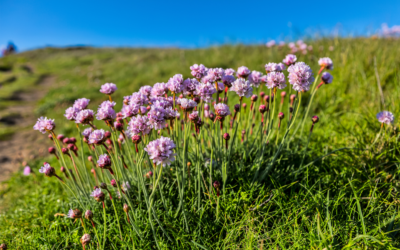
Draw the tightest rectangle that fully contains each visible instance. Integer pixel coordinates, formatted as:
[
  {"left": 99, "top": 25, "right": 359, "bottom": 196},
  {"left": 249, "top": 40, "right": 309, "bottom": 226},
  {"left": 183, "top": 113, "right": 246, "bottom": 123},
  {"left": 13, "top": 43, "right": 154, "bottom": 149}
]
[{"left": 1, "top": 0, "right": 400, "bottom": 51}]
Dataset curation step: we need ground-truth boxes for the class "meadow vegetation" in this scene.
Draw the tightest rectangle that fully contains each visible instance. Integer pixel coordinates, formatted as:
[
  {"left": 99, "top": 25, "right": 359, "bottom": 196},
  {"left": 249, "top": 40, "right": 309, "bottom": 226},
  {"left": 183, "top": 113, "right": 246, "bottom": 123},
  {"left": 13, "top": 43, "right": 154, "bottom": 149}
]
[{"left": 0, "top": 38, "right": 400, "bottom": 249}]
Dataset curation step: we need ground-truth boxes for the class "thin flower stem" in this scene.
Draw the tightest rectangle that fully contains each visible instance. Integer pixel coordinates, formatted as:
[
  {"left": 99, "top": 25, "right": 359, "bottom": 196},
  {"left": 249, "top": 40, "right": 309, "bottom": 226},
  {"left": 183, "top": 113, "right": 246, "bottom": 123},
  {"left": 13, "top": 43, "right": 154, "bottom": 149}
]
[
  {"left": 102, "top": 202, "right": 107, "bottom": 249},
  {"left": 110, "top": 196, "right": 123, "bottom": 240}
]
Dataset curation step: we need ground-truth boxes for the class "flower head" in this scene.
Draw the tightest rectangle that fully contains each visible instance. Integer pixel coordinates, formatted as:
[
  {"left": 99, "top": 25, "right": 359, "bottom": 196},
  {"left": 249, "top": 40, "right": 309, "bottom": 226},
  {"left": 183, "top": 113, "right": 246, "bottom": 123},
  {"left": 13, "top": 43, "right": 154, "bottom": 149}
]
[
  {"left": 128, "top": 115, "right": 151, "bottom": 135},
  {"left": 88, "top": 129, "right": 106, "bottom": 144},
  {"left": 151, "top": 83, "right": 167, "bottom": 97},
  {"left": 222, "top": 74, "right": 235, "bottom": 87},
  {"left": 97, "top": 154, "right": 111, "bottom": 168},
  {"left": 283, "top": 54, "right": 297, "bottom": 66},
  {"left": 33, "top": 117, "right": 55, "bottom": 134},
  {"left": 96, "top": 101, "right": 116, "bottom": 121},
  {"left": 248, "top": 71, "right": 263, "bottom": 87},
  {"left": 167, "top": 74, "right": 184, "bottom": 93},
  {"left": 130, "top": 92, "right": 149, "bottom": 106},
  {"left": 147, "top": 105, "right": 167, "bottom": 130},
  {"left": 39, "top": 162, "right": 55, "bottom": 177},
  {"left": 265, "top": 63, "right": 284, "bottom": 72},
  {"left": 183, "top": 78, "right": 200, "bottom": 96},
  {"left": 225, "top": 68, "right": 235, "bottom": 76},
  {"left": 67, "top": 208, "right": 82, "bottom": 219},
  {"left": 23, "top": 166, "right": 32, "bottom": 176},
  {"left": 190, "top": 64, "right": 207, "bottom": 79},
  {"left": 121, "top": 181, "right": 131, "bottom": 192},
  {"left": 376, "top": 111, "right": 394, "bottom": 124},
  {"left": 230, "top": 78, "right": 253, "bottom": 98},
  {"left": 321, "top": 72, "right": 333, "bottom": 84},
  {"left": 100, "top": 83, "right": 117, "bottom": 95},
  {"left": 144, "top": 136, "right": 176, "bottom": 167},
  {"left": 82, "top": 128, "right": 92, "bottom": 138},
  {"left": 178, "top": 98, "right": 197, "bottom": 111},
  {"left": 318, "top": 57, "right": 333, "bottom": 70},
  {"left": 207, "top": 68, "right": 225, "bottom": 82},
  {"left": 237, "top": 66, "right": 251, "bottom": 78},
  {"left": 196, "top": 82, "right": 216, "bottom": 102},
  {"left": 64, "top": 107, "right": 80, "bottom": 121},
  {"left": 214, "top": 103, "right": 231, "bottom": 118},
  {"left": 90, "top": 188, "right": 105, "bottom": 202},
  {"left": 75, "top": 109, "right": 94, "bottom": 124},
  {"left": 287, "top": 62, "right": 314, "bottom": 92},
  {"left": 81, "top": 234, "right": 91, "bottom": 246},
  {"left": 265, "top": 72, "right": 287, "bottom": 89},
  {"left": 73, "top": 98, "right": 90, "bottom": 110},
  {"left": 139, "top": 85, "right": 153, "bottom": 96}
]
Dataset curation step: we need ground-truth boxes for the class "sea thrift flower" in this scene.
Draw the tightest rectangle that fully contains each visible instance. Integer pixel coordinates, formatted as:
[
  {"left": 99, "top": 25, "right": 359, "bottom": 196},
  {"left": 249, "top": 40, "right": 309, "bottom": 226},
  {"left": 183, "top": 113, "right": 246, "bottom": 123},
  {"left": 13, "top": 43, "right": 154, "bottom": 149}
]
[
  {"left": 321, "top": 72, "right": 333, "bottom": 84},
  {"left": 73, "top": 98, "right": 90, "bottom": 110},
  {"left": 33, "top": 117, "right": 55, "bottom": 134},
  {"left": 128, "top": 115, "right": 151, "bottom": 135},
  {"left": 266, "top": 40, "right": 276, "bottom": 47},
  {"left": 287, "top": 62, "right": 314, "bottom": 92},
  {"left": 147, "top": 105, "right": 167, "bottom": 129},
  {"left": 80, "top": 234, "right": 91, "bottom": 247},
  {"left": 130, "top": 92, "right": 149, "bottom": 106},
  {"left": 67, "top": 208, "right": 82, "bottom": 219},
  {"left": 214, "top": 103, "right": 231, "bottom": 118},
  {"left": 225, "top": 68, "right": 235, "bottom": 76},
  {"left": 189, "top": 111, "right": 199, "bottom": 122},
  {"left": 100, "top": 83, "right": 117, "bottom": 95},
  {"left": 144, "top": 136, "right": 176, "bottom": 167},
  {"left": 178, "top": 98, "right": 197, "bottom": 111},
  {"left": 207, "top": 68, "right": 225, "bottom": 81},
  {"left": 151, "top": 83, "right": 167, "bottom": 97},
  {"left": 283, "top": 54, "right": 297, "bottom": 66},
  {"left": 167, "top": 74, "right": 184, "bottom": 93},
  {"left": 64, "top": 107, "right": 80, "bottom": 121},
  {"left": 120, "top": 104, "right": 137, "bottom": 118},
  {"left": 82, "top": 128, "right": 92, "bottom": 139},
  {"left": 85, "top": 210, "right": 93, "bottom": 220},
  {"left": 265, "top": 63, "right": 284, "bottom": 72},
  {"left": 139, "top": 85, "right": 153, "bottom": 96},
  {"left": 97, "top": 154, "right": 111, "bottom": 168},
  {"left": 190, "top": 64, "right": 207, "bottom": 79},
  {"left": 183, "top": 78, "right": 199, "bottom": 96},
  {"left": 39, "top": 163, "right": 55, "bottom": 177},
  {"left": 121, "top": 181, "right": 131, "bottom": 192},
  {"left": 91, "top": 188, "right": 105, "bottom": 202},
  {"left": 318, "top": 57, "right": 334, "bottom": 70},
  {"left": 23, "top": 166, "right": 31, "bottom": 175},
  {"left": 88, "top": 129, "right": 106, "bottom": 144},
  {"left": 248, "top": 71, "right": 263, "bottom": 87},
  {"left": 265, "top": 72, "right": 287, "bottom": 89},
  {"left": 196, "top": 82, "right": 217, "bottom": 102},
  {"left": 96, "top": 101, "right": 116, "bottom": 120},
  {"left": 376, "top": 111, "right": 394, "bottom": 125},
  {"left": 230, "top": 78, "right": 253, "bottom": 98},
  {"left": 222, "top": 74, "right": 235, "bottom": 87},
  {"left": 237, "top": 66, "right": 251, "bottom": 78},
  {"left": 75, "top": 109, "right": 94, "bottom": 124}
]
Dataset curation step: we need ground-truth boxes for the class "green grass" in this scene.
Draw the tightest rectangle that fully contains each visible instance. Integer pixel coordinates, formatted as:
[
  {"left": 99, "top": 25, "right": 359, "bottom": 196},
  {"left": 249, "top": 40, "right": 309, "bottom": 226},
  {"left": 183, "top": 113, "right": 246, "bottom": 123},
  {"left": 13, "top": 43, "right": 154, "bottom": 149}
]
[{"left": 1, "top": 38, "right": 400, "bottom": 249}]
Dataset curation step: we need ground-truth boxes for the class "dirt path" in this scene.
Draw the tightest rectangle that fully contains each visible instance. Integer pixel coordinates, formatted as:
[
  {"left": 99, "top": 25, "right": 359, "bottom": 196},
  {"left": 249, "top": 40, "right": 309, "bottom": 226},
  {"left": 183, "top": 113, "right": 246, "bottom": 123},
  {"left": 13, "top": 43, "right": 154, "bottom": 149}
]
[{"left": 0, "top": 76, "right": 56, "bottom": 182}]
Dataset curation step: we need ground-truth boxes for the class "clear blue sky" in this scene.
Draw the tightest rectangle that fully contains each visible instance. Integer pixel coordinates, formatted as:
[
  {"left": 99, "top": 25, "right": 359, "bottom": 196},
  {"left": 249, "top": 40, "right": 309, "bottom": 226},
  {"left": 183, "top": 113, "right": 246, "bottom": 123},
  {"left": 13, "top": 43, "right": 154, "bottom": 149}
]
[{"left": 1, "top": 0, "right": 400, "bottom": 51}]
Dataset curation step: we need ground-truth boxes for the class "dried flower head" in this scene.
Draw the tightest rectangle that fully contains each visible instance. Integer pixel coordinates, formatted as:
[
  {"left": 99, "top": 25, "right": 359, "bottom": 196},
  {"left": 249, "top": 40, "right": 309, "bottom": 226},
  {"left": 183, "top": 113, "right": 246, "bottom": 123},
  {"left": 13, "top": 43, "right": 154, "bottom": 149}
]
[{"left": 85, "top": 210, "right": 93, "bottom": 220}]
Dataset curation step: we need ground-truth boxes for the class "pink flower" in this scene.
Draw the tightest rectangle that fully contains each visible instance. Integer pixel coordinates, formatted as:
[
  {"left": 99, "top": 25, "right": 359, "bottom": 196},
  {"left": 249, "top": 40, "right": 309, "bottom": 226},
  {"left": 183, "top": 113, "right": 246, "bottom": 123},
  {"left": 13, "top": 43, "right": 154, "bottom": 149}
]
[
  {"left": 73, "top": 98, "right": 90, "bottom": 110},
  {"left": 23, "top": 166, "right": 31, "bottom": 176},
  {"left": 190, "top": 64, "right": 207, "bottom": 79},
  {"left": 230, "top": 78, "right": 253, "bottom": 98},
  {"left": 248, "top": 71, "right": 263, "bottom": 87},
  {"left": 318, "top": 57, "right": 333, "bottom": 70},
  {"left": 144, "top": 136, "right": 176, "bottom": 166},
  {"left": 100, "top": 83, "right": 117, "bottom": 95},
  {"left": 39, "top": 162, "right": 55, "bottom": 176},
  {"left": 183, "top": 78, "right": 199, "bottom": 96},
  {"left": 321, "top": 72, "right": 333, "bottom": 84},
  {"left": 97, "top": 154, "right": 111, "bottom": 168},
  {"left": 130, "top": 92, "right": 149, "bottom": 106},
  {"left": 64, "top": 107, "right": 80, "bottom": 121},
  {"left": 196, "top": 82, "right": 216, "bottom": 102},
  {"left": 167, "top": 74, "right": 184, "bottom": 93},
  {"left": 265, "top": 72, "right": 286, "bottom": 89},
  {"left": 214, "top": 103, "right": 231, "bottom": 118},
  {"left": 75, "top": 109, "right": 94, "bottom": 124},
  {"left": 224, "top": 68, "right": 235, "bottom": 76},
  {"left": 283, "top": 54, "right": 297, "bottom": 66},
  {"left": 178, "top": 98, "right": 197, "bottom": 111},
  {"left": 287, "top": 62, "right": 314, "bottom": 92},
  {"left": 376, "top": 111, "right": 394, "bottom": 124},
  {"left": 33, "top": 117, "right": 55, "bottom": 134},
  {"left": 139, "top": 85, "right": 153, "bottom": 96},
  {"left": 128, "top": 115, "right": 151, "bottom": 135},
  {"left": 237, "top": 66, "right": 251, "bottom": 78},
  {"left": 88, "top": 129, "right": 106, "bottom": 144},
  {"left": 266, "top": 40, "right": 276, "bottom": 47},
  {"left": 151, "top": 83, "right": 167, "bottom": 97}
]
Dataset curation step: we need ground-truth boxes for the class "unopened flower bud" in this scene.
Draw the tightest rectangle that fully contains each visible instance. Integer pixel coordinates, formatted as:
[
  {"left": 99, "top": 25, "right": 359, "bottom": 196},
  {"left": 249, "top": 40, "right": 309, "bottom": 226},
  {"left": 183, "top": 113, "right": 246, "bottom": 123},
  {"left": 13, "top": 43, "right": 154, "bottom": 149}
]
[
  {"left": 290, "top": 94, "right": 296, "bottom": 106},
  {"left": 264, "top": 95, "right": 270, "bottom": 103},
  {"left": 260, "top": 92, "right": 265, "bottom": 99},
  {"left": 69, "top": 137, "right": 77, "bottom": 144},
  {"left": 209, "top": 112, "right": 215, "bottom": 120},
  {"left": 60, "top": 166, "right": 66, "bottom": 173},
  {"left": 67, "top": 143, "right": 75, "bottom": 150},
  {"left": 132, "top": 134, "right": 142, "bottom": 144},
  {"left": 280, "top": 91, "right": 286, "bottom": 98},
  {"left": 106, "top": 138, "right": 113, "bottom": 145},
  {"left": 83, "top": 137, "right": 88, "bottom": 143},
  {"left": 187, "top": 162, "right": 191, "bottom": 167},
  {"left": 91, "top": 168, "right": 95, "bottom": 175},
  {"left": 278, "top": 112, "right": 285, "bottom": 120},
  {"left": 204, "top": 104, "right": 209, "bottom": 111},
  {"left": 179, "top": 94, "right": 183, "bottom": 99},
  {"left": 57, "top": 134, "right": 65, "bottom": 141},
  {"left": 88, "top": 156, "right": 93, "bottom": 162},
  {"left": 80, "top": 234, "right": 91, "bottom": 246},
  {"left": 312, "top": 116, "right": 319, "bottom": 124},
  {"left": 259, "top": 105, "right": 267, "bottom": 114},
  {"left": 48, "top": 147, "right": 56, "bottom": 154},
  {"left": 251, "top": 95, "right": 258, "bottom": 102},
  {"left": 234, "top": 104, "right": 240, "bottom": 112},
  {"left": 116, "top": 117, "right": 123, "bottom": 123},
  {"left": 146, "top": 171, "right": 153, "bottom": 179},
  {"left": 123, "top": 98, "right": 129, "bottom": 105},
  {"left": 193, "top": 97, "right": 201, "bottom": 103},
  {"left": 111, "top": 179, "right": 117, "bottom": 187},
  {"left": 105, "top": 131, "right": 111, "bottom": 138},
  {"left": 48, "top": 134, "right": 53, "bottom": 140},
  {"left": 85, "top": 210, "right": 93, "bottom": 220},
  {"left": 0, "top": 243, "right": 7, "bottom": 249},
  {"left": 63, "top": 138, "right": 70, "bottom": 144},
  {"left": 213, "top": 181, "right": 220, "bottom": 189},
  {"left": 223, "top": 133, "right": 230, "bottom": 140},
  {"left": 100, "top": 182, "right": 107, "bottom": 189},
  {"left": 242, "top": 103, "right": 247, "bottom": 109},
  {"left": 61, "top": 148, "right": 69, "bottom": 154},
  {"left": 123, "top": 203, "right": 130, "bottom": 213},
  {"left": 115, "top": 122, "right": 123, "bottom": 131}
]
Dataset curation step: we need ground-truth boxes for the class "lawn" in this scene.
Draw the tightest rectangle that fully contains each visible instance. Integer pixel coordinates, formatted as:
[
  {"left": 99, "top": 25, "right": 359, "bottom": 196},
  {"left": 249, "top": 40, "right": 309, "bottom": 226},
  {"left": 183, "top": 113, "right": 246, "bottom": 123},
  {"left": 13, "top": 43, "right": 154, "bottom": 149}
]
[{"left": 0, "top": 38, "right": 400, "bottom": 249}]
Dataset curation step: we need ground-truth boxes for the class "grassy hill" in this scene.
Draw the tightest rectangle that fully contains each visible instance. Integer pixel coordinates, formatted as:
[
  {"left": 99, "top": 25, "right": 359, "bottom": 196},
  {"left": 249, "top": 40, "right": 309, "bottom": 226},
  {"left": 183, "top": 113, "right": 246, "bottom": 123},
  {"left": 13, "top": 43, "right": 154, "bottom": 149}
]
[{"left": 1, "top": 38, "right": 400, "bottom": 249}]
